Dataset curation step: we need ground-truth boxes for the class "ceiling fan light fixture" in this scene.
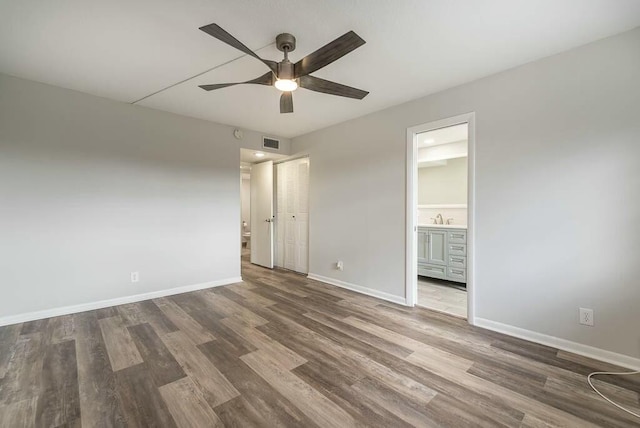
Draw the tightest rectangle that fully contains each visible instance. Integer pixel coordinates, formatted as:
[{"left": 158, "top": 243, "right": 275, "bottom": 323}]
[{"left": 274, "top": 78, "right": 298, "bottom": 92}]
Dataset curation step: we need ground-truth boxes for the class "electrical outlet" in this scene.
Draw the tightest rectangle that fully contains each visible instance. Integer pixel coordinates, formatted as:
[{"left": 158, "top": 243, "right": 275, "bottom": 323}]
[
  {"left": 579, "top": 308, "right": 594, "bottom": 326},
  {"left": 131, "top": 272, "right": 139, "bottom": 283},
  {"left": 336, "top": 260, "right": 344, "bottom": 271}
]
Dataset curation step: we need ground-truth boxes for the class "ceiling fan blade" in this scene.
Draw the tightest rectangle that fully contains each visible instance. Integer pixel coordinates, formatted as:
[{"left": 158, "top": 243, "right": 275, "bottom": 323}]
[
  {"left": 299, "top": 75, "right": 368, "bottom": 99},
  {"left": 280, "top": 92, "right": 293, "bottom": 114},
  {"left": 200, "top": 72, "right": 274, "bottom": 91},
  {"left": 199, "top": 23, "right": 277, "bottom": 73},
  {"left": 294, "top": 31, "right": 365, "bottom": 78},
  {"left": 199, "top": 83, "right": 237, "bottom": 91}
]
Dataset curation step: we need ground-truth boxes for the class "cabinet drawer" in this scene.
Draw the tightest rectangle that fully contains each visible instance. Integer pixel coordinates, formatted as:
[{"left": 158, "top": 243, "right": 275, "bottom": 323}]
[
  {"left": 418, "top": 263, "right": 447, "bottom": 280},
  {"left": 448, "top": 230, "right": 467, "bottom": 244},
  {"left": 448, "top": 243, "right": 466, "bottom": 256},
  {"left": 447, "top": 267, "right": 466, "bottom": 282},
  {"left": 449, "top": 255, "right": 467, "bottom": 268}
]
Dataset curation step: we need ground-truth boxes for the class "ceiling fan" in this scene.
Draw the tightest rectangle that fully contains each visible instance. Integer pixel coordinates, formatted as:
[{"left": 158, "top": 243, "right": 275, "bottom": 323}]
[{"left": 198, "top": 23, "right": 369, "bottom": 113}]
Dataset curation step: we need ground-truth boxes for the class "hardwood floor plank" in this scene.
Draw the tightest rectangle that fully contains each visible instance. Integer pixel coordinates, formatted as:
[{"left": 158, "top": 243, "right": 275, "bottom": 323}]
[
  {"left": 426, "top": 392, "right": 514, "bottom": 428},
  {"left": 303, "top": 311, "right": 414, "bottom": 359},
  {"left": 0, "top": 333, "right": 44, "bottom": 404},
  {"left": 241, "top": 351, "right": 357, "bottom": 428},
  {"left": 0, "top": 323, "right": 22, "bottom": 379},
  {"left": 160, "top": 331, "right": 239, "bottom": 408},
  {"left": 543, "top": 376, "right": 640, "bottom": 427},
  {"left": 95, "top": 306, "right": 119, "bottom": 320},
  {"left": 19, "top": 319, "right": 48, "bottom": 336},
  {"left": 0, "top": 397, "right": 37, "bottom": 428},
  {"left": 47, "top": 314, "right": 76, "bottom": 345},
  {"left": 198, "top": 340, "right": 317, "bottom": 427},
  {"left": 127, "top": 323, "right": 186, "bottom": 387},
  {"left": 115, "top": 363, "right": 177, "bottom": 427},
  {"left": 35, "top": 340, "right": 80, "bottom": 427},
  {"left": 186, "top": 308, "right": 258, "bottom": 356},
  {"left": 260, "top": 306, "right": 439, "bottom": 406},
  {"left": 221, "top": 316, "right": 306, "bottom": 370},
  {"left": 251, "top": 276, "right": 310, "bottom": 298},
  {"left": 200, "top": 292, "right": 268, "bottom": 327},
  {"left": 98, "top": 316, "right": 144, "bottom": 372},
  {"left": 153, "top": 297, "right": 216, "bottom": 344},
  {"left": 159, "top": 377, "right": 223, "bottom": 428},
  {"left": 135, "top": 300, "right": 181, "bottom": 335},
  {"left": 350, "top": 377, "right": 439, "bottom": 427},
  {"left": 213, "top": 396, "right": 277, "bottom": 428},
  {"left": 258, "top": 320, "right": 366, "bottom": 386},
  {"left": 292, "top": 362, "right": 414, "bottom": 427},
  {"left": 74, "top": 312, "right": 127, "bottom": 427},
  {"left": 225, "top": 283, "right": 278, "bottom": 307}
]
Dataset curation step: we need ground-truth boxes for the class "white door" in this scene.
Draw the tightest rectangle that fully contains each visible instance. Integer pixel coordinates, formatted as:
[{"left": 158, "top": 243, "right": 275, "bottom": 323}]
[
  {"left": 275, "top": 163, "right": 285, "bottom": 268},
  {"left": 250, "top": 160, "right": 274, "bottom": 268},
  {"left": 294, "top": 159, "right": 309, "bottom": 273},
  {"left": 275, "top": 158, "right": 309, "bottom": 274}
]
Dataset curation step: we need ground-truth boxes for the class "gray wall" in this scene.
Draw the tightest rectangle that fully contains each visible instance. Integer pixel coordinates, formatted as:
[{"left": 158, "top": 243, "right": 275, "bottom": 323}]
[
  {"left": 0, "top": 73, "right": 284, "bottom": 320},
  {"left": 418, "top": 157, "right": 467, "bottom": 205},
  {"left": 293, "top": 27, "right": 640, "bottom": 359}
]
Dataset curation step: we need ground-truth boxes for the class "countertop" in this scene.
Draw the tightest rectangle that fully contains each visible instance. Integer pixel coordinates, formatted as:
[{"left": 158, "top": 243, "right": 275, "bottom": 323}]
[{"left": 417, "top": 224, "right": 467, "bottom": 229}]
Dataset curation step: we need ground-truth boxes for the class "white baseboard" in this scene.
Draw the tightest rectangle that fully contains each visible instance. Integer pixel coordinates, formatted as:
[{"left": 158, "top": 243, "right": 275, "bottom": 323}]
[
  {"left": 307, "top": 273, "right": 407, "bottom": 306},
  {"left": 475, "top": 317, "right": 640, "bottom": 371},
  {"left": 0, "top": 276, "right": 243, "bottom": 327}
]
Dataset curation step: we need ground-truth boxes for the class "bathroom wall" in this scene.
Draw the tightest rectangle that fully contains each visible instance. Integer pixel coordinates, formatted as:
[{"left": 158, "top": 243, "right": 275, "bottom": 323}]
[
  {"left": 418, "top": 206, "right": 467, "bottom": 227},
  {"left": 418, "top": 157, "right": 467, "bottom": 204}
]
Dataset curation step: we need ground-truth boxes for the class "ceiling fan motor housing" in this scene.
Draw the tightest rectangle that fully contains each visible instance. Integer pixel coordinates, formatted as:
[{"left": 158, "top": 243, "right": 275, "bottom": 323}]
[
  {"left": 276, "top": 33, "right": 296, "bottom": 53},
  {"left": 278, "top": 60, "right": 294, "bottom": 80}
]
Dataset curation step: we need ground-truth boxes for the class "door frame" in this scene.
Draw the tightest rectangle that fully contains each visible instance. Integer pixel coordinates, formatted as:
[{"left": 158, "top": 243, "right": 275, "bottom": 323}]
[{"left": 405, "top": 112, "right": 476, "bottom": 324}]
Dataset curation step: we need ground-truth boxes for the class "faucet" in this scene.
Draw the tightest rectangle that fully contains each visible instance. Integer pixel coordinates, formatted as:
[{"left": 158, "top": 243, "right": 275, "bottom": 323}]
[
  {"left": 435, "top": 213, "right": 443, "bottom": 224},
  {"left": 446, "top": 218, "right": 454, "bottom": 225}
]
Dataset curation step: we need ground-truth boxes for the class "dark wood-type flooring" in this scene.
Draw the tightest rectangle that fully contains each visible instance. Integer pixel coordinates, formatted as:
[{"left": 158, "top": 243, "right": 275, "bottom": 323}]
[{"left": 1, "top": 253, "right": 639, "bottom": 427}]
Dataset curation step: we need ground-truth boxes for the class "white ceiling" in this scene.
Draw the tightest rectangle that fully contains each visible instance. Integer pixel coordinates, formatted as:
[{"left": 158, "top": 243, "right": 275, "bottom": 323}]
[
  {"left": 418, "top": 123, "right": 468, "bottom": 148},
  {"left": 240, "top": 148, "right": 287, "bottom": 164},
  {"left": 2, "top": 1, "right": 640, "bottom": 138}
]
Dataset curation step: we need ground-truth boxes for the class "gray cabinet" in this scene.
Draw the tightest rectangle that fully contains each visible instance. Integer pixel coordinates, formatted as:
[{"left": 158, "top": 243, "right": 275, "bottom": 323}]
[
  {"left": 426, "top": 229, "right": 447, "bottom": 265},
  {"left": 417, "top": 227, "right": 467, "bottom": 283}
]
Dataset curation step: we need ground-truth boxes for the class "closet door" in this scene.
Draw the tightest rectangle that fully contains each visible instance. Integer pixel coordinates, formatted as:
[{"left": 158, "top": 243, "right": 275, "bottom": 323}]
[
  {"left": 284, "top": 161, "right": 297, "bottom": 271},
  {"left": 275, "top": 163, "right": 285, "bottom": 268},
  {"left": 276, "top": 158, "right": 309, "bottom": 274},
  {"left": 294, "top": 159, "right": 309, "bottom": 273}
]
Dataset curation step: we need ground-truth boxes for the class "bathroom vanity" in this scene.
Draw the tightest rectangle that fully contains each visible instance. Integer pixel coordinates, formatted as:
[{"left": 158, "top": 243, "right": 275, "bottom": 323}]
[{"left": 417, "top": 225, "right": 467, "bottom": 284}]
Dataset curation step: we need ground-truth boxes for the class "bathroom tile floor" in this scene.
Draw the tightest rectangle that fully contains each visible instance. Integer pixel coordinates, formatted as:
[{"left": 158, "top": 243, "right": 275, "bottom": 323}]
[{"left": 417, "top": 277, "right": 467, "bottom": 318}]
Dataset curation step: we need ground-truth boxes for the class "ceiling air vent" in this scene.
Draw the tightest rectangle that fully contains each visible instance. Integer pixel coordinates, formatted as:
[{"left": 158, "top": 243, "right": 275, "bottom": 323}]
[{"left": 263, "top": 137, "right": 280, "bottom": 150}]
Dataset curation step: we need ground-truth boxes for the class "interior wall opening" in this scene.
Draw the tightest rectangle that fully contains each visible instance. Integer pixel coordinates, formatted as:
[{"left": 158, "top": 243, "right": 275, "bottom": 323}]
[{"left": 406, "top": 113, "right": 475, "bottom": 323}]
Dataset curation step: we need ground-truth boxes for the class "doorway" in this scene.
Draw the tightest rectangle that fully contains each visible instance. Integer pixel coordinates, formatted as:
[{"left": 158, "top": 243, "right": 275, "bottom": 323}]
[
  {"left": 239, "top": 149, "right": 309, "bottom": 275},
  {"left": 406, "top": 113, "right": 476, "bottom": 322},
  {"left": 239, "top": 149, "right": 287, "bottom": 269}
]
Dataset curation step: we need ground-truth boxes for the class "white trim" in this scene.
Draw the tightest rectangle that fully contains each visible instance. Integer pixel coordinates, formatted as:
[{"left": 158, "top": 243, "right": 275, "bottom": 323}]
[
  {"left": 475, "top": 318, "right": 640, "bottom": 371},
  {"left": 307, "top": 273, "right": 407, "bottom": 306},
  {"left": 418, "top": 204, "right": 467, "bottom": 209},
  {"left": 406, "top": 112, "right": 476, "bottom": 324},
  {"left": 0, "top": 276, "right": 243, "bottom": 327}
]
